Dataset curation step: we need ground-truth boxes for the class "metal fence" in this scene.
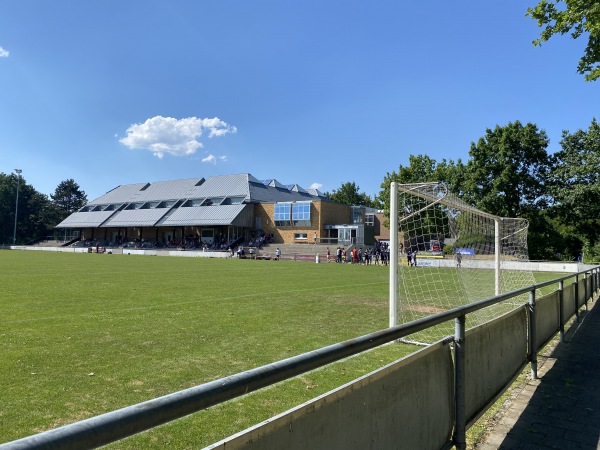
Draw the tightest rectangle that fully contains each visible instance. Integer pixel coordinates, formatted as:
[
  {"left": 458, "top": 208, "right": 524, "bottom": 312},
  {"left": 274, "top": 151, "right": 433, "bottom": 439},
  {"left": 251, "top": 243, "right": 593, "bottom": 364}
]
[{"left": 2, "top": 268, "right": 598, "bottom": 450}]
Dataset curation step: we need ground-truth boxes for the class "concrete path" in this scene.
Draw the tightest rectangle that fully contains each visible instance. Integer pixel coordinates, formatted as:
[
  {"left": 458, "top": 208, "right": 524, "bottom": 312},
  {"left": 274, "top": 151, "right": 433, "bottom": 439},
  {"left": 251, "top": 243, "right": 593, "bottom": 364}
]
[{"left": 476, "top": 298, "right": 600, "bottom": 449}]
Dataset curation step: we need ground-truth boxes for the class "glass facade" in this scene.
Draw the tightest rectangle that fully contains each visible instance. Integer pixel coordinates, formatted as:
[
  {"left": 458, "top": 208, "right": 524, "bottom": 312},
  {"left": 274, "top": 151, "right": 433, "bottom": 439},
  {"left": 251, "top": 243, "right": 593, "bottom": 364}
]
[
  {"left": 274, "top": 203, "right": 292, "bottom": 226},
  {"left": 292, "top": 202, "right": 311, "bottom": 226},
  {"left": 274, "top": 201, "right": 311, "bottom": 227}
]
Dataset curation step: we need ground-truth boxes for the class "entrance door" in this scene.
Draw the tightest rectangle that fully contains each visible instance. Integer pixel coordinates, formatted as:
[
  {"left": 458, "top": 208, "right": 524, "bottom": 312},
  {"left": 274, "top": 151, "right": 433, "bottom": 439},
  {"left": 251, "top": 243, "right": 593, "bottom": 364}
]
[{"left": 338, "top": 228, "right": 351, "bottom": 245}]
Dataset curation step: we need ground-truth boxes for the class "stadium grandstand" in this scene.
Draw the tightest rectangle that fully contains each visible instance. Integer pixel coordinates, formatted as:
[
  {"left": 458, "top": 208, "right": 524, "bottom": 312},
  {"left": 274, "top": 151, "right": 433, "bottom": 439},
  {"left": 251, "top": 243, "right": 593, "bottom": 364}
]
[{"left": 55, "top": 173, "right": 382, "bottom": 251}]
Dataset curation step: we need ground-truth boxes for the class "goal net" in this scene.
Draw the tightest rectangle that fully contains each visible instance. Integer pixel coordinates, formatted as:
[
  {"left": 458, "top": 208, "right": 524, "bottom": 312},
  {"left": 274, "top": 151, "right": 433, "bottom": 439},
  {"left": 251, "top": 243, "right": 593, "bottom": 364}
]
[{"left": 390, "top": 182, "right": 536, "bottom": 344}]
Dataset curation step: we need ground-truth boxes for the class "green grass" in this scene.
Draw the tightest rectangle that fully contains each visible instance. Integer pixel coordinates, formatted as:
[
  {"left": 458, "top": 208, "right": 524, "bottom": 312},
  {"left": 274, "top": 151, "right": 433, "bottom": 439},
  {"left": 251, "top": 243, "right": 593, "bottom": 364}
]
[
  {"left": 0, "top": 251, "right": 409, "bottom": 448},
  {"left": 0, "top": 251, "right": 566, "bottom": 448}
]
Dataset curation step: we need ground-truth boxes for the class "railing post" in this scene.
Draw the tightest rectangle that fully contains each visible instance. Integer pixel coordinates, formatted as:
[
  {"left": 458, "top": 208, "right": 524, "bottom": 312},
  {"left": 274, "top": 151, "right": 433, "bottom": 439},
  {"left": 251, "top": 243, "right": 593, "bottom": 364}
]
[
  {"left": 575, "top": 275, "right": 580, "bottom": 322},
  {"left": 453, "top": 314, "right": 466, "bottom": 450},
  {"left": 528, "top": 289, "right": 538, "bottom": 379},
  {"left": 584, "top": 272, "right": 589, "bottom": 311},
  {"left": 558, "top": 280, "right": 565, "bottom": 343}
]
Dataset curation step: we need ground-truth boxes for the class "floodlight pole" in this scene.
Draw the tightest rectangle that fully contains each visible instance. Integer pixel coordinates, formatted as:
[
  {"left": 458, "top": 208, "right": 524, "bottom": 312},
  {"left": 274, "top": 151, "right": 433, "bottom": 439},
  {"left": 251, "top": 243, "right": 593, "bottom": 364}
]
[
  {"left": 494, "top": 218, "right": 501, "bottom": 296},
  {"left": 389, "top": 182, "right": 398, "bottom": 327},
  {"left": 13, "top": 169, "right": 22, "bottom": 246}
]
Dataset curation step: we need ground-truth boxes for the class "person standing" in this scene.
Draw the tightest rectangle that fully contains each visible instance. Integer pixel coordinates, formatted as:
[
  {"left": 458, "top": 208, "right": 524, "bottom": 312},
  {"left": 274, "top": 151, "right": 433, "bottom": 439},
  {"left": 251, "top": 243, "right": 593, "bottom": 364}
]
[{"left": 276, "top": 247, "right": 281, "bottom": 260}]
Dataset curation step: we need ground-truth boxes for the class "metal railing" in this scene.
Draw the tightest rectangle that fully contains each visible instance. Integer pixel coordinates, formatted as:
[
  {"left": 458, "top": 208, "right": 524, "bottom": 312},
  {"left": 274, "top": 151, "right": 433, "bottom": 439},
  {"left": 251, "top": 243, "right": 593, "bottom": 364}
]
[{"left": 2, "top": 268, "right": 598, "bottom": 450}]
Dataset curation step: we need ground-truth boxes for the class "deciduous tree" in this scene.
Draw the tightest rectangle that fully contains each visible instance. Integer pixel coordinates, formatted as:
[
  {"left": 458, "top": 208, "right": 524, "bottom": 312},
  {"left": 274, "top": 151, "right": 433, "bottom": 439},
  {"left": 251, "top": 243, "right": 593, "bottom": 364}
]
[
  {"left": 528, "top": 0, "right": 600, "bottom": 81},
  {"left": 463, "top": 121, "right": 550, "bottom": 218},
  {"left": 548, "top": 118, "right": 600, "bottom": 259},
  {"left": 0, "top": 172, "right": 54, "bottom": 244},
  {"left": 327, "top": 181, "right": 377, "bottom": 207},
  {"left": 377, "top": 154, "right": 466, "bottom": 217}
]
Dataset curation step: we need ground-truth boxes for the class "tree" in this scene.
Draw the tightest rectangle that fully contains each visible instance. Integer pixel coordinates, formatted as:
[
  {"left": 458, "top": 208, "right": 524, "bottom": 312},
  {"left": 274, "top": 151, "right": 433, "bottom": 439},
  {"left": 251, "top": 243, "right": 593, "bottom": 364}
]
[
  {"left": 463, "top": 121, "right": 550, "bottom": 218},
  {"left": 527, "top": 0, "right": 600, "bottom": 81},
  {"left": 51, "top": 179, "right": 87, "bottom": 222},
  {"left": 377, "top": 154, "right": 467, "bottom": 217},
  {"left": 0, "top": 172, "right": 55, "bottom": 244},
  {"left": 462, "top": 121, "right": 552, "bottom": 260},
  {"left": 548, "top": 118, "right": 600, "bottom": 259},
  {"left": 327, "top": 181, "right": 377, "bottom": 207},
  {"left": 0, "top": 173, "right": 18, "bottom": 244}
]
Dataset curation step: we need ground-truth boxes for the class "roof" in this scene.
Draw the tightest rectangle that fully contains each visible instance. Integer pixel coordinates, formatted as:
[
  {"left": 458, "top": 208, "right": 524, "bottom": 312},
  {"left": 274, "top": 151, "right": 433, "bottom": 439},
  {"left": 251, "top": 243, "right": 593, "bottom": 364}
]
[
  {"left": 56, "top": 173, "right": 330, "bottom": 229},
  {"left": 157, "top": 204, "right": 252, "bottom": 227},
  {"left": 101, "top": 209, "right": 168, "bottom": 228},
  {"left": 55, "top": 210, "right": 116, "bottom": 228}
]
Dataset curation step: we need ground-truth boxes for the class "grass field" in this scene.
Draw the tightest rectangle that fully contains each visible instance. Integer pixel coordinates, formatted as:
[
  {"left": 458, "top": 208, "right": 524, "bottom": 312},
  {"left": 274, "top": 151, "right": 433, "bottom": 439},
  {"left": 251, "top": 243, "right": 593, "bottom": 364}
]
[{"left": 0, "top": 251, "right": 564, "bottom": 448}]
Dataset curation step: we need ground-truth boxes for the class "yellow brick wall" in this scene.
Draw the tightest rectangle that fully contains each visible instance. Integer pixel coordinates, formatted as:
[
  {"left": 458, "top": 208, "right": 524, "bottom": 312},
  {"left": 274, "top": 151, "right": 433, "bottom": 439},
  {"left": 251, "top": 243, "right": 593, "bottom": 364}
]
[{"left": 253, "top": 201, "right": 351, "bottom": 244}]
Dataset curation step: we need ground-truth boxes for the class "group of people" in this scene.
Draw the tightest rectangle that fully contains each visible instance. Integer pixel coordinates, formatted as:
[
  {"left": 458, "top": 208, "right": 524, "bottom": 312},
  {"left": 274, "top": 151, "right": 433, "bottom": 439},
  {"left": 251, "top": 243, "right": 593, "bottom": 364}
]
[
  {"left": 329, "top": 245, "right": 390, "bottom": 265},
  {"left": 245, "top": 232, "right": 273, "bottom": 249}
]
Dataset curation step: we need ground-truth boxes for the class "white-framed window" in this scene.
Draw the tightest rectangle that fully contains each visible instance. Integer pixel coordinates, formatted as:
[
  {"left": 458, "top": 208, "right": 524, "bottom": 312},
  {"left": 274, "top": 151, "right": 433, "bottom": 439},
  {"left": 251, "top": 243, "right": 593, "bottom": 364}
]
[
  {"left": 274, "top": 203, "right": 292, "bottom": 226},
  {"left": 294, "top": 233, "right": 308, "bottom": 240},
  {"left": 292, "top": 201, "right": 311, "bottom": 226}
]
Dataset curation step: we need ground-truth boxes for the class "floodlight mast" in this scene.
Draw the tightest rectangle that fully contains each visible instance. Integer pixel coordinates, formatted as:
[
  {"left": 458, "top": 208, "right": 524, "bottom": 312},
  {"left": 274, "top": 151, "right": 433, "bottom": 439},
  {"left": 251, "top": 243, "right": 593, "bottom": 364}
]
[{"left": 13, "top": 169, "right": 22, "bottom": 246}]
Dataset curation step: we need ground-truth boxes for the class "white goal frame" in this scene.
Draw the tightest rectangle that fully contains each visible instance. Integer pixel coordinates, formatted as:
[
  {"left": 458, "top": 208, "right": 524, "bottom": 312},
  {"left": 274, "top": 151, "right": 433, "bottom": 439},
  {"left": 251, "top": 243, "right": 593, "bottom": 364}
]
[{"left": 389, "top": 181, "right": 521, "bottom": 329}]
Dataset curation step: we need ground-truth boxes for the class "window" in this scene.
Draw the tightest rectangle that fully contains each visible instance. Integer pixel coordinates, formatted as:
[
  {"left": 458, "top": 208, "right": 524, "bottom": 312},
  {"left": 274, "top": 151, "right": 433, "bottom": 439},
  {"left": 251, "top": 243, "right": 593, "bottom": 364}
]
[
  {"left": 202, "top": 197, "right": 224, "bottom": 206},
  {"left": 352, "top": 206, "right": 364, "bottom": 224},
  {"left": 183, "top": 199, "right": 203, "bottom": 207},
  {"left": 274, "top": 203, "right": 292, "bottom": 226},
  {"left": 274, "top": 202, "right": 312, "bottom": 227},
  {"left": 294, "top": 233, "right": 308, "bottom": 240},
  {"left": 292, "top": 202, "right": 311, "bottom": 226},
  {"left": 223, "top": 196, "right": 244, "bottom": 205},
  {"left": 366, "top": 214, "right": 374, "bottom": 226}
]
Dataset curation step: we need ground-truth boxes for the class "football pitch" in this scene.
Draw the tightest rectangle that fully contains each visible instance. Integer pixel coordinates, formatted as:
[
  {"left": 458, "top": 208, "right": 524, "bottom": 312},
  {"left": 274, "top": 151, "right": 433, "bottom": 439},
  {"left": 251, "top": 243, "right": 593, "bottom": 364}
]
[{"left": 0, "top": 251, "right": 561, "bottom": 448}]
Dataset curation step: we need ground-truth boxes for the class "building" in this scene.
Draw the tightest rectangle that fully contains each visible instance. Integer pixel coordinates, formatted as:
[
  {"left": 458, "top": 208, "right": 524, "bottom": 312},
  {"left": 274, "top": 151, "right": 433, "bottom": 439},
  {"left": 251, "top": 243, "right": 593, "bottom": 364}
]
[{"left": 56, "top": 173, "right": 377, "bottom": 248}]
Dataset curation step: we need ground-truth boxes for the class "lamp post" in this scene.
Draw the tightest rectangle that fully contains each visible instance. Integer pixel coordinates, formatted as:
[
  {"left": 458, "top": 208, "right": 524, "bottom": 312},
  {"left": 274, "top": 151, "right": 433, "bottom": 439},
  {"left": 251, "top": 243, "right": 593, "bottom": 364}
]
[{"left": 13, "top": 169, "right": 22, "bottom": 245}]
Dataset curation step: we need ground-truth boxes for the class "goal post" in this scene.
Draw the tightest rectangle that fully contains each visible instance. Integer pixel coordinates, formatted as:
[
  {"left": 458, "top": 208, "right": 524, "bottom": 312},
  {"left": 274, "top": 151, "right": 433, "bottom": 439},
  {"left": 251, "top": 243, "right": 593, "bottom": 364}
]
[
  {"left": 389, "top": 181, "right": 535, "bottom": 343},
  {"left": 389, "top": 182, "right": 398, "bottom": 328}
]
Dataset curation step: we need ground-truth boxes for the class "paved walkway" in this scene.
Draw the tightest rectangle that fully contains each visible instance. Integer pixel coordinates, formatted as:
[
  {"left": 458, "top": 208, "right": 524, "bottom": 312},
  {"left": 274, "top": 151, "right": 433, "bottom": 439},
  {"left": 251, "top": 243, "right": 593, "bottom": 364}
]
[{"left": 476, "top": 297, "right": 600, "bottom": 449}]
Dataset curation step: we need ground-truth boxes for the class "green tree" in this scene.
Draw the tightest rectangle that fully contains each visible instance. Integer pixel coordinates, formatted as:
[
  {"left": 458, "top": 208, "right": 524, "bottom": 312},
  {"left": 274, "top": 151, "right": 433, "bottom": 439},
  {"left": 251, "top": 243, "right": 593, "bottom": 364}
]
[
  {"left": 51, "top": 179, "right": 87, "bottom": 222},
  {"left": 463, "top": 121, "right": 552, "bottom": 260},
  {"left": 0, "top": 173, "right": 18, "bottom": 244},
  {"left": 548, "top": 118, "right": 600, "bottom": 260},
  {"left": 463, "top": 121, "right": 550, "bottom": 218},
  {"left": 527, "top": 0, "right": 600, "bottom": 81},
  {"left": 0, "top": 172, "right": 54, "bottom": 244},
  {"left": 327, "top": 181, "right": 377, "bottom": 207},
  {"left": 377, "top": 154, "right": 467, "bottom": 217}
]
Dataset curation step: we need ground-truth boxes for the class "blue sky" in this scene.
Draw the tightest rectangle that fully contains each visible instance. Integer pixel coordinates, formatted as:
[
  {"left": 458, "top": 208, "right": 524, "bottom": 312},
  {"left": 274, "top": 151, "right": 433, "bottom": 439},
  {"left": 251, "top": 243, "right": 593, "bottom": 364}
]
[{"left": 0, "top": 1, "right": 597, "bottom": 202}]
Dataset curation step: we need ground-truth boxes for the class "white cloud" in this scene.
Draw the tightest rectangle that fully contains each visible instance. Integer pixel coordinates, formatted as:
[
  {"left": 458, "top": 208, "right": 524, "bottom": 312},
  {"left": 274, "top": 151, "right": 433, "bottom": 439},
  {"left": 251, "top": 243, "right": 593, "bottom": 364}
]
[
  {"left": 202, "top": 154, "right": 216, "bottom": 164},
  {"left": 119, "top": 116, "right": 236, "bottom": 159},
  {"left": 0, "top": 47, "right": 9, "bottom": 58},
  {"left": 310, "top": 182, "right": 323, "bottom": 190},
  {"left": 201, "top": 154, "right": 228, "bottom": 165}
]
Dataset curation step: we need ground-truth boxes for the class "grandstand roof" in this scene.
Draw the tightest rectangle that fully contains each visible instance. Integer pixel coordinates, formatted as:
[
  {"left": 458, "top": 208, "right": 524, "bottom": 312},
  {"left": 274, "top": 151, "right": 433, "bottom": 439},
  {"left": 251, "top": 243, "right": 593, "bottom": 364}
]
[{"left": 56, "top": 173, "right": 329, "bottom": 229}]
